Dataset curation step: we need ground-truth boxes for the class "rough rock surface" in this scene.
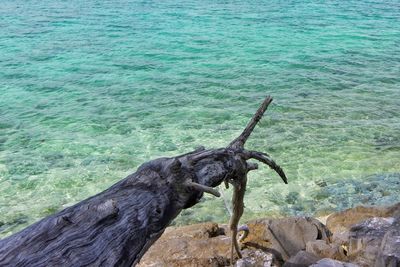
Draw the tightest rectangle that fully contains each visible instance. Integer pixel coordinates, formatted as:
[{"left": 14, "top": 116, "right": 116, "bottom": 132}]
[
  {"left": 347, "top": 217, "right": 394, "bottom": 265},
  {"left": 283, "top": 251, "right": 321, "bottom": 267},
  {"left": 326, "top": 203, "right": 400, "bottom": 237},
  {"left": 243, "top": 217, "right": 330, "bottom": 261},
  {"left": 137, "top": 222, "right": 232, "bottom": 267},
  {"left": 346, "top": 216, "right": 400, "bottom": 267},
  {"left": 139, "top": 217, "right": 331, "bottom": 266},
  {"left": 235, "top": 249, "right": 275, "bottom": 267},
  {"left": 310, "top": 258, "right": 358, "bottom": 267},
  {"left": 306, "top": 240, "right": 345, "bottom": 261},
  {"left": 375, "top": 219, "right": 400, "bottom": 267},
  {"left": 138, "top": 203, "right": 400, "bottom": 267},
  {"left": 326, "top": 203, "right": 400, "bottom": 267}
]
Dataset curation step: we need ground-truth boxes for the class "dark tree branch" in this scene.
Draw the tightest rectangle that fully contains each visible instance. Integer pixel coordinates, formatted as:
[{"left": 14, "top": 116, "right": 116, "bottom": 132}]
[
  {"left": 244, "top": 150, "right": 288, "bottom": 184},
  {"left": 228, "top": 96, "right": 273, "bottom": 149}
]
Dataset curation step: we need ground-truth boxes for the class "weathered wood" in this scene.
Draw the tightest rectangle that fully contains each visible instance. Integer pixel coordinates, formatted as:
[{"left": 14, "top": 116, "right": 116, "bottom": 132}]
[
  {"left": 226, "top": 96, "right": 287, "bottom": 263},
  {"left": 0, "top": 96, "right": 287, "bottom": 267}
]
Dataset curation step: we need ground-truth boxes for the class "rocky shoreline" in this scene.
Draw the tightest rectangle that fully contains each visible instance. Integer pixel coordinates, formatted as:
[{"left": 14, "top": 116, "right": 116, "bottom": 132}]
[{"left": 138, "top": 203, "right": 400, "bottom": 267}]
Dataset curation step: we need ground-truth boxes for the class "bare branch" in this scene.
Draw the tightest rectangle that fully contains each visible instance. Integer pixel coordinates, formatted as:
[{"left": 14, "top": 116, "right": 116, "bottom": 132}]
[
  {"left": 228, "top": 96, "right": 273, "bottom": 149},
  {"left": 245, "top": 150, "right": 288, "bottom": 184},
  {"left": 185, "top": 181, "right": 221, "bottom": 197}
]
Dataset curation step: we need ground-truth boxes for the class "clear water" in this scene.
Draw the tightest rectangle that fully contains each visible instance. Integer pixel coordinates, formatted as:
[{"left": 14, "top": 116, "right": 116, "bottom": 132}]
[{"left": 1, "top": 0, "right": 400, "bottom": 238}]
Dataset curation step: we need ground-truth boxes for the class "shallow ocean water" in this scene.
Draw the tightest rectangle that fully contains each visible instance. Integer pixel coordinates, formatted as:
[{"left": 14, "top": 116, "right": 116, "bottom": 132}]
[{"left": 1, "top": 0, "right": 400, "bottom": 237}]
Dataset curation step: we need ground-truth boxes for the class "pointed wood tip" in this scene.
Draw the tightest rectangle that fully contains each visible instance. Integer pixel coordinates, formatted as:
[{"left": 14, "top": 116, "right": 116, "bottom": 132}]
[{"left": 228, "top": 95, "right": 274, "bottom": 149}]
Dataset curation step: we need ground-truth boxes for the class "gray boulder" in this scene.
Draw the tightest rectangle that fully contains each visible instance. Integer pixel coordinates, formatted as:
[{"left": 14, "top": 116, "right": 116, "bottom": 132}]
[
  {"left": 326, "top": 203, "right": 400, "bottom": 245},
  {"left": 310, "top": 258, "right": 359, "bottom": 267},
  {"left": 306, "top": 240, "right": 346, "bottom": 260},
  {"left": 283, "top": 251, "right": 321, "bottom": 267},
  {"left": 374, "top": 219, "right": 400, "bottom": 267},
  {"left": 347, "top": 216, "right": 400, "bottom": 267},
  {"left": 235, "top": 249, "right": 275, "bottom": 267},
  {"left": 243, "top": 217, "right": 331, "bottom": 261},
  {"left": 348, "top": 217, "right": 394, "bottom": 264}
]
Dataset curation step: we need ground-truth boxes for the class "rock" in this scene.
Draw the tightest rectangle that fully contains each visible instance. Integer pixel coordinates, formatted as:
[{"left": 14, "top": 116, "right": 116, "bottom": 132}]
[
  {"left": 138, "top": 222, "right": 232, "bottom": 267},
  {"left": 374, "top": 134, "right": 400, "bottom": 151},
  {"left": 235, "top": 249, "right": 275, "bottom": 267},
  {"left": 137, "top": 203, "right": 400, "bottom": 267},
  {"left": 243, "top": 217, "right": 330, "bottom": 261},
  {"left": 374, "top": 219, "right": 400, "bottom": 267},
  {"left": 161, "top": 221, "right": 225, "bottom": 239},
  {"left": 139, "top": 217, "right": 330, "bottom": 266},
  {"left": 316, "top": 215, "right": 330, "bottom": 225},
  {"left": 346, "top": 217, "right": 400, "bottom": 267},
  {"left": 138, "top": 222, "right": 281, "bottom": 267},
  {"left": 326, "top": 203, "right": 400, "bottom": 236},
  {"left": 310, "top": 258, "right": 359, "bottom": 267},
  {"left": 306, "top": 240, "right": 345, "bottom": 260},
  {"left": 283, "top": 251, "right": 321, "bottom": 267},
  {"left": 348, "top": 217, "right": 393, "bottom": 254},
  {"left": 326, "top": 203, "right": 400, "bottom": 247},
  {"left": 324, "top": 203, "right": 400, "bottom": 267}
]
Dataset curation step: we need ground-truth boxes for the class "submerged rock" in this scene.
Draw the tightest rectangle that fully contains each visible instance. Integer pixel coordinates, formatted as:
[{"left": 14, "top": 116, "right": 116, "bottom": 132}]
[
  {"left": 312, "top": 174, "right": 400, "bottom": 215},
  {"left": 374, "top": 134, "right": 400, "bottom": 151}
]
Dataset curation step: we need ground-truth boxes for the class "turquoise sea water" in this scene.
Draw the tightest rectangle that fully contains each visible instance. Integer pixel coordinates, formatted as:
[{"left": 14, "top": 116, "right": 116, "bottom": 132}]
[{"left": 1, "top": 0, "right": 400, "bottom": 238}]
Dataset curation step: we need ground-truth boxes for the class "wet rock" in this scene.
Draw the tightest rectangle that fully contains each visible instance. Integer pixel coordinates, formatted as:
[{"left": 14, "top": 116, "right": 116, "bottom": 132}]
[
  {"left": 286, "top": 192, "right": 300, "bottom": 205},
  {"left": 243, "top": 217, "right": 330, "bottom": 261},
  {"left": 310, "top": 258, "right": 358, "bottom": 267},
  {"left": 283, "top": 251, "right": 321, "bottom": 267},
  {"left": 315, "top": 179, "right": 328, "bottom": 188},
  {"left": 374, "top": 134, "right": 400, "bottom": 151}
]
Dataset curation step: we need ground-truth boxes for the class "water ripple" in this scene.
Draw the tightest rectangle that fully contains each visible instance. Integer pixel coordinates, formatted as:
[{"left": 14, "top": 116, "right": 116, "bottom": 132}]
[{"left": 0, "top": 0, "right": 399, "bottom": 237}]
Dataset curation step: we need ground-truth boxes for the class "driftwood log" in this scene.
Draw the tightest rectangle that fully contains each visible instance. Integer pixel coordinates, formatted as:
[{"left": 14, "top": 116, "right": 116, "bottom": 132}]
[{"left": 0, "top": 96, "right": 287, "bottom": 266}]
